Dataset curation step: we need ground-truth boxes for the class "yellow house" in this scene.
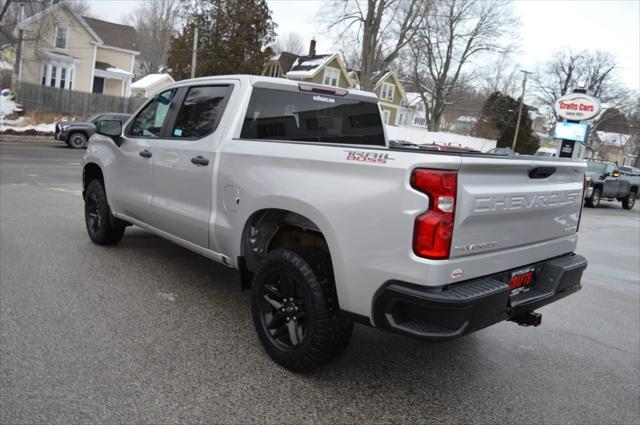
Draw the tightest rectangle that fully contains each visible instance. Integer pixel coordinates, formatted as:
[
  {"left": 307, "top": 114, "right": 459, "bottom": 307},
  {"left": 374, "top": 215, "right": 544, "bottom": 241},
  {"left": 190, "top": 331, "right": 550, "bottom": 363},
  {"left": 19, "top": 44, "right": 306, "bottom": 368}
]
[
  {"left": 15, "top": 1, "right": 139, "bottom": 96},
  {"left": 372, "top": 71, "right": 406, "bottom": 125}
]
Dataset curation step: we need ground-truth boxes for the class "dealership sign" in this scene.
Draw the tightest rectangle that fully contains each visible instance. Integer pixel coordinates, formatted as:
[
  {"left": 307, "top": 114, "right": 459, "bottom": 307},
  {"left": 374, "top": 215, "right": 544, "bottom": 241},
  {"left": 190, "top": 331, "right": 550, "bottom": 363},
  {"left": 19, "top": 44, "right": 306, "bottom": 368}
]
[{"left": 554, "top": 93, "right": 601, "bottom": 120}]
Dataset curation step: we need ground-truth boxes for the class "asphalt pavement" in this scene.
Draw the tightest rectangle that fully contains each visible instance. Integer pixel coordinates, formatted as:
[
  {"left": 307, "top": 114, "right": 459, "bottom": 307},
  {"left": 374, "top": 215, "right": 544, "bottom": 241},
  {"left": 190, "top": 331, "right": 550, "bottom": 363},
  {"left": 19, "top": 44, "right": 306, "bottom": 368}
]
[{"left": 1, "top": 139, "right": 639, "bottom": 424}]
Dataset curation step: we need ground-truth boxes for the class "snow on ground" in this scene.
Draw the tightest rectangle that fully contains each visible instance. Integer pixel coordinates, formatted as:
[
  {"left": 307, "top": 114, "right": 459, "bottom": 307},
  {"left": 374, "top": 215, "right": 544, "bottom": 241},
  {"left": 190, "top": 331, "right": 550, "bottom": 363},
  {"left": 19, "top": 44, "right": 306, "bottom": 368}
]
[
  {"left": 0, "top": 98, "right": 22, "bottom": 119},
  {"left": 0, "top": 122, "right": 55, "bottom": 134}
]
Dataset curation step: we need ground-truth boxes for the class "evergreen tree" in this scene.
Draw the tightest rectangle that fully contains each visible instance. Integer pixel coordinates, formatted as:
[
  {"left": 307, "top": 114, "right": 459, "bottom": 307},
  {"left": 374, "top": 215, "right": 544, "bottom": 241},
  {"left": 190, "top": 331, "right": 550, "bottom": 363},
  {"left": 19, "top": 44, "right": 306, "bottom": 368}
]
[
  {"left": 168, "top": 0, "right": 276, "bottom": 80},
  {"left": 472, "top": 91, "right": 539, "bottom": 155}
]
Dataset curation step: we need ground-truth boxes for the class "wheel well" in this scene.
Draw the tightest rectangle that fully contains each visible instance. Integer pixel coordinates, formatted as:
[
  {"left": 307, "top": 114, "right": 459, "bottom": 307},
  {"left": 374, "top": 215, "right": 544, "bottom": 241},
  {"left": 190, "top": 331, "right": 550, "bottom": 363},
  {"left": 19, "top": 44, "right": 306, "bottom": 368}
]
[
  {"left": 83, "top": 163, "right": 103, "bottom": 195},
  {"left": 239, "top": 208, "right": 329, "bottom": 288}
]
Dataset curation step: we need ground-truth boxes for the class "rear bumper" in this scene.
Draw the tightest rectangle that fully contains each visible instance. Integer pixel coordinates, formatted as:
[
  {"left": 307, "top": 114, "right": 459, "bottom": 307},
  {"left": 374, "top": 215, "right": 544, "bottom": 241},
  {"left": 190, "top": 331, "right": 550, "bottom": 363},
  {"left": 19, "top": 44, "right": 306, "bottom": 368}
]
[{"left": 372, "top": 254, "right": 587, "bottom": 341}]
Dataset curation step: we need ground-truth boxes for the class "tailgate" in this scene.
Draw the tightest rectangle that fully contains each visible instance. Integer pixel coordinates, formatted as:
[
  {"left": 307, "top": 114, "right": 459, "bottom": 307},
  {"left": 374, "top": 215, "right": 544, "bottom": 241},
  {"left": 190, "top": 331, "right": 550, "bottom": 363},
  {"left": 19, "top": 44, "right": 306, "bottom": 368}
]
[{"left": 451, "top": 157, "right": 585, "bottom": 258}]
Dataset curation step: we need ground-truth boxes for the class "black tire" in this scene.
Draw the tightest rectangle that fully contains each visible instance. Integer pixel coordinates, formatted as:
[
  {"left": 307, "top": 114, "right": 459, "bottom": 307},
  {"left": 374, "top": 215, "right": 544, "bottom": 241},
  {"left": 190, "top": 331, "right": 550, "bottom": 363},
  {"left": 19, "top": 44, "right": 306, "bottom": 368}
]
[
  {"left": 586, "top": 187, "right": 601, "bottom": 208},
  {"left": 84, "top": 179, "right": 125, "bottom": 245},
  {"left": 68, "top": 132, "right": 88, "bottom": 149},
  {"left": 251, "top": 248, "right": 353, "bottom": 372},
  {"left": 622, "top": 191, "right": 636, "bottom": 210}
]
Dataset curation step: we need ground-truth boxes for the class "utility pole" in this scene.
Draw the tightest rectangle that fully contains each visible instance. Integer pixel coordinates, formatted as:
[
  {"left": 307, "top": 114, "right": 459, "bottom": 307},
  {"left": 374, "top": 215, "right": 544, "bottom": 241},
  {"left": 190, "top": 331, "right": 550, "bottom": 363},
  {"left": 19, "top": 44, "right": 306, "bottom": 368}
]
[
  {"left": 190, "top": 27, "right": 198, "bottom": 79},
  {"left": 512, "top": 70, "right": 533, "bottom": 151}
]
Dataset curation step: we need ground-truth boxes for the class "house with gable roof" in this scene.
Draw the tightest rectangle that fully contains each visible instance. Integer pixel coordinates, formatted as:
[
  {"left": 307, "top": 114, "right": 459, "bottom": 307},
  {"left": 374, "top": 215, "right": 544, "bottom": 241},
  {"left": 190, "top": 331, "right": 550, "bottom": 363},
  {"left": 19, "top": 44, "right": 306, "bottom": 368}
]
[
  {"left": 14, "top": 0, "right": 139, "bottom": 96},
  {"left": 263, "top": 40, "right": 353, "bottom": 89},
  {"left": 371, "top": 71, "right": 406, "bottom": 125}
]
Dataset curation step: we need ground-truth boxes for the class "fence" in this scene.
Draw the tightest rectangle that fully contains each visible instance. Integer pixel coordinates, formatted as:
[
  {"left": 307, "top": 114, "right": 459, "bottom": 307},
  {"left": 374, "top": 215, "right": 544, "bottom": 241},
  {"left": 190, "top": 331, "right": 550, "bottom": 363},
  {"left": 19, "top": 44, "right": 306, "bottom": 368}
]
[{"left": 16, "top": 81, "right": 146, "bottom": 118}]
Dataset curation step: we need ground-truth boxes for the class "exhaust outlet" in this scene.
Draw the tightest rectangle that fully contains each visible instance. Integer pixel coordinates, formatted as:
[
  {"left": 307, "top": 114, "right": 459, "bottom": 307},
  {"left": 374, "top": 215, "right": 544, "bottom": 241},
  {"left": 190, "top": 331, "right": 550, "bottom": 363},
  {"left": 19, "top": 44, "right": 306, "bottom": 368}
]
[{"left": 510, "top": 311, "right": 542, "bottom": 327}]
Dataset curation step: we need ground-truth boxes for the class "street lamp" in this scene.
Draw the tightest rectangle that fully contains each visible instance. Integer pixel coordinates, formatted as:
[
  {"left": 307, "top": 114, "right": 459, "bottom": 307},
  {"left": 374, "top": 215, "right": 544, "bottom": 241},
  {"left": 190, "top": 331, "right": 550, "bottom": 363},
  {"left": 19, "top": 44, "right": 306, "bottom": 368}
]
[{"left": 512, "top": 70, "right": 533, "bottom": 151}]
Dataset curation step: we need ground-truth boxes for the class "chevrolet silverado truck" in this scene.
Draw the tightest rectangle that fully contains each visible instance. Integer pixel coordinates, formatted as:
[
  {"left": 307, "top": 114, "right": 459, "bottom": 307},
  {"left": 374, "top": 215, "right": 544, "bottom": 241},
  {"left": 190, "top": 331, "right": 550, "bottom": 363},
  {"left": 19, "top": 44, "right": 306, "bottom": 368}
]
[
  {"left": 585, "top": 161, "right": 638, "bottom": 210},
  {"left": 81, "top": 75, "right": 588, "bottom": 372},
  {"left": 55, "top": 113, "right": 131, "bottom": 148}
]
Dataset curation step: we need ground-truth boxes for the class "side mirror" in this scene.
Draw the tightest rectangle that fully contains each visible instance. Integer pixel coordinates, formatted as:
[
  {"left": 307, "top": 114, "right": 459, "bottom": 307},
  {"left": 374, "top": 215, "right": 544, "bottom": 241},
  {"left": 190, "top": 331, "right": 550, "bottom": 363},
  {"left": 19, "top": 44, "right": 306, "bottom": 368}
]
[{"left": 97, "top": 120, "right": 123, "bottom": 146}]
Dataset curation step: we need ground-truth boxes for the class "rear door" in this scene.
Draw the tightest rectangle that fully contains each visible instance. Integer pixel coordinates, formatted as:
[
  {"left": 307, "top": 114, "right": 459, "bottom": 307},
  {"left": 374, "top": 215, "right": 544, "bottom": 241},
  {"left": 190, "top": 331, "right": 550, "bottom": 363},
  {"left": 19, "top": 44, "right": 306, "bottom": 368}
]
[
  {"left": 451, "top": 157, "right": 585, "bottom": 258},
  {"left": 148, "top": 84, "right": 233, "bottom": 249}
]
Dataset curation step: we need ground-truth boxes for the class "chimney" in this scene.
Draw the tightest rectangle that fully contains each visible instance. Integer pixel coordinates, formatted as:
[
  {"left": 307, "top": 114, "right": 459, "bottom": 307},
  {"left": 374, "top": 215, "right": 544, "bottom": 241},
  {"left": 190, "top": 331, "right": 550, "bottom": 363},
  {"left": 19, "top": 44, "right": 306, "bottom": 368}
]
[{"left": 309, "top": 39, "right": 316, "bottom": 56}]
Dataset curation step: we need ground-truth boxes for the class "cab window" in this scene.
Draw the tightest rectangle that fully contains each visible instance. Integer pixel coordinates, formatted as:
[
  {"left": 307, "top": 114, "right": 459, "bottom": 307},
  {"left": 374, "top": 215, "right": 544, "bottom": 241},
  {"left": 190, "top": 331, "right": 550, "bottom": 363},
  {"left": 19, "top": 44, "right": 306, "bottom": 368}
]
[
  {"left": 127, "top": 89, "right": 177, "bottom": 138},
  {"left": 171, "top": 85, "right": 231, "bottom": 139}
]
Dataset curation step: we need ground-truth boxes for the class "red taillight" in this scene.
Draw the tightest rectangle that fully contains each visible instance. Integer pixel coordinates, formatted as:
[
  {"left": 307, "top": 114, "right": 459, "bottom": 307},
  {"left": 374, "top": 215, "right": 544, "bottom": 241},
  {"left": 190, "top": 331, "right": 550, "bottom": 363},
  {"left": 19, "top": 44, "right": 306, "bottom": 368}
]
[
  {"left": 577, "top": 173, "right": 587, "bottom": 231},
  {"left": 410, "top": 169, "right": 458, "bottom": 259}
]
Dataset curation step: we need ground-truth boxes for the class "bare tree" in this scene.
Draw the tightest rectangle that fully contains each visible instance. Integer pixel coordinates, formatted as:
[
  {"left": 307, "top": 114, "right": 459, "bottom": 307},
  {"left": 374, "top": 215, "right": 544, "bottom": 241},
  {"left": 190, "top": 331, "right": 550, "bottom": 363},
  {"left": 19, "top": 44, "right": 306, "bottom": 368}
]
[
  {"left": 324, "top": 0, "right": 429, "bottom": 91},
  {"left": 271, "top": 32, "right": 304, "bottom": 55},
  {"left": 128, "top": 0, "right": 181, "bottom": 75},
  {"left": 405, "top": 0, "right": 518, "bottom": 131},
  {"left": 480, "top": 48, "right": 520, "bottom": 97}
]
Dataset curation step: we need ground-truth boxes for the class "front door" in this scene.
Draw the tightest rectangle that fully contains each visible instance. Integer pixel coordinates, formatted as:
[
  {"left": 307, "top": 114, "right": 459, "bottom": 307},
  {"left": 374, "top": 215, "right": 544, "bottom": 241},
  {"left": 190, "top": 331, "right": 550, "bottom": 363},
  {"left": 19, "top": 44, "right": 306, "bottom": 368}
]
[
  {"left": 148, "top": 84, "right": 233, "bottom": 249},
  {"left": 109, "top": 88, "right": 179, "bottom": 222}
]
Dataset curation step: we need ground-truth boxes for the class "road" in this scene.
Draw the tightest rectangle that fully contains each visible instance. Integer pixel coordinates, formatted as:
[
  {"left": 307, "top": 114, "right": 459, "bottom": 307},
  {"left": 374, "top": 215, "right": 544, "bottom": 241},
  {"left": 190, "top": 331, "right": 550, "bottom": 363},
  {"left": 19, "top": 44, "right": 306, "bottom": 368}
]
[{"left": 1, "top": 139, "right": 639, "bottom": 424}]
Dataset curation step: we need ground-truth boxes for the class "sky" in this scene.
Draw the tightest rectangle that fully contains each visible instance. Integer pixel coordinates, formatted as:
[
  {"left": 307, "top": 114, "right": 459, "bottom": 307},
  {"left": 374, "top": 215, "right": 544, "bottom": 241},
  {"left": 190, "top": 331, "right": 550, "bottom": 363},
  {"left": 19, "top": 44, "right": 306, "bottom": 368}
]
[{"left": 87, "top": 0, "right": 640, "bottom": 92}]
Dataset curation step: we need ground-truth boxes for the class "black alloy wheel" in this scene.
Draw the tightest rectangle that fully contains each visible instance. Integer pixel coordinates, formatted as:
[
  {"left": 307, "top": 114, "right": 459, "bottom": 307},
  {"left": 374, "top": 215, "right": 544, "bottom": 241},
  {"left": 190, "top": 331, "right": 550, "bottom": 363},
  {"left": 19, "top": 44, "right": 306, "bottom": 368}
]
[{"left": 259, "top": 269, "right": 310, "bottom": 349}]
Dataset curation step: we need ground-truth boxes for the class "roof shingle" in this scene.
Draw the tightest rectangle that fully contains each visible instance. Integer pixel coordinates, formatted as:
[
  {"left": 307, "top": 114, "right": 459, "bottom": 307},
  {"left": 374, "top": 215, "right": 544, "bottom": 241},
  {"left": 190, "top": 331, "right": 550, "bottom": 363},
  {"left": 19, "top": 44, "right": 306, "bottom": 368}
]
[{"left": 82, "top": 16, "right": 137, "bottom": 51}]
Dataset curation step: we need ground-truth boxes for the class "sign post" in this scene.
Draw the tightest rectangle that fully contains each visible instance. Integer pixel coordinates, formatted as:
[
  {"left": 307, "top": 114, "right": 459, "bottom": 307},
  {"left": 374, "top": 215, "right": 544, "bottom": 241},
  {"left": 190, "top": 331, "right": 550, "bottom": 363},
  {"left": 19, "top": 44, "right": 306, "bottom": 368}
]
[{"left": 553, "top": 91, "right": 601, "bottom": 159}]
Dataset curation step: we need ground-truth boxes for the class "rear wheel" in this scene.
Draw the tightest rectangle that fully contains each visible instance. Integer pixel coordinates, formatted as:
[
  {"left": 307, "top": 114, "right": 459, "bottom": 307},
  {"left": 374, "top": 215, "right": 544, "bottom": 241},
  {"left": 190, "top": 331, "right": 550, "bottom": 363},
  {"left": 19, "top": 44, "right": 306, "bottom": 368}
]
[
  {"left": 68, "top": 132, "right": 88, "bottom": 149},
  {"left": 251, "top": 248, "right": 353, "bottom": 372},
  {"left": 84, "top": 179, "right": 125, "bottom": 245},
  {"left": 586, "top": 187, "right": 601, "bottom": 208},
  {"left": 622, "top": 191, "right": 636, "bottom": 210}
]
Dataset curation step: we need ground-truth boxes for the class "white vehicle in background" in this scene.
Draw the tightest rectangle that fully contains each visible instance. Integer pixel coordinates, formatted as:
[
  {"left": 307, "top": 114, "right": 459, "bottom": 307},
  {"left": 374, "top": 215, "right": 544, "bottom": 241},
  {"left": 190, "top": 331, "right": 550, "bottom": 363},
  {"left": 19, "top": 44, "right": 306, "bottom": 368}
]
[
  {"left": 534, "top": 147, "right": 558, "bottom": 158},
  {"left": 81, "top": 75, "right": 588, "bottom": 372}
]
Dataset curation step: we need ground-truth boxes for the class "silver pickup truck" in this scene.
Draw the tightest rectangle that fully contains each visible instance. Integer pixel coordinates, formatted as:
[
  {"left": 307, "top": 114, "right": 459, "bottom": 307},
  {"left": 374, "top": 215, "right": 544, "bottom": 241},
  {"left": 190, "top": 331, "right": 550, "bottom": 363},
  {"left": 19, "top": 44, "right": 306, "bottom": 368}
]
[{"left": 81, "top": 75, "right": 588, "bottom": 372}]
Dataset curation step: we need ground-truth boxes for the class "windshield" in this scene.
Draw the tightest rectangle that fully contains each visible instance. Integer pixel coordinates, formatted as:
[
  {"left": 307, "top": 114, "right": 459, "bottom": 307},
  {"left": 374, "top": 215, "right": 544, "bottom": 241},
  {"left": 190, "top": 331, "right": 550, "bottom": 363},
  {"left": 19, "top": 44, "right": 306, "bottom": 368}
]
[
  {"left": 87, "top": 114, "right": 102, "bottom": 124},
  {"left": 586, "top": 163, "right": 607, "bottom": 173},
  {"left": 241, "top": 88, "right": 385, "bottom": 145}
]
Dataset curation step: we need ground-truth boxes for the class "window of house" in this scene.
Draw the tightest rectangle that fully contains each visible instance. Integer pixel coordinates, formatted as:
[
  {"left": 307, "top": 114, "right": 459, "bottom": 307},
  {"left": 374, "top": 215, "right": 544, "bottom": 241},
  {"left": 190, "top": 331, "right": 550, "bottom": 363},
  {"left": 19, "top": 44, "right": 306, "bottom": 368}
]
[
  {"left": 380, "top": 82, "right": 395, "bottom": 101},
  {"left": 41, "top": 63, "right": 73, "bottom": 89},
  {"left": 127, "top": 89, "right": 177, "bottom": 138},
  {"left": 171, "top": 85, "right": 231, "bottom": 139},
  {"left": 382, "top": 109, "right": 390, "bottom": 124},
  {"left": 323, "top": 67, "right": 340, "bottom": 87},
  {"left": 50, "top": 66, "right": 57, "bottom": 86},
  {"left": 54, "top": 26, "right": 68, "bottom": 49}
]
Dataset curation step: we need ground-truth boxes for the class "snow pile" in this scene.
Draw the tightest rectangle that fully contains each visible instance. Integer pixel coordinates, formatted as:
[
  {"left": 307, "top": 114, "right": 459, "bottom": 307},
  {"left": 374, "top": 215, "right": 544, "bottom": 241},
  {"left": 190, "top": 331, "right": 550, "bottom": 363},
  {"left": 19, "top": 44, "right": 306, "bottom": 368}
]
[
  {"left": 131, "top": 73, "right": 173, "bottom": 89},
  {"left": 0, "top": 98, "right": 22, "bottom": 119},
  {"left": 0, "top": 122, "right": 55, "bottom": 134},
  {"left": 286, "top": 55, "right": 334, "bottom": 77},
  {"left": 106, "top": 66, "right": 133, "bottom": 76}
]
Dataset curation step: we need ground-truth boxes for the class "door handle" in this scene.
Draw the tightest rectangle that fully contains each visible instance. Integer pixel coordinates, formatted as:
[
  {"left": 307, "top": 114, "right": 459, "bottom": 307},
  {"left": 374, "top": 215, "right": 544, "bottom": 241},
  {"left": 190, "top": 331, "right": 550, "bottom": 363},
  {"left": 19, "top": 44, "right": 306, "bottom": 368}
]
[
  {"left": 139, "top": 149, "right": 152, "bottom": 158},
  {"left": 191, "top": 155, "right": 209, "bottom": 166}
]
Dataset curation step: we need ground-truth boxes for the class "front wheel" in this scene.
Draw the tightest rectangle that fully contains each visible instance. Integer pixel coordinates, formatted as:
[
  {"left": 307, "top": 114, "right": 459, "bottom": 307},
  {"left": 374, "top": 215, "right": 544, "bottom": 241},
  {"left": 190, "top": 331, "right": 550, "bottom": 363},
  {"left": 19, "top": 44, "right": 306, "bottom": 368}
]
[
  {"left": 586, "top": 187, "right": 601, "bottom": 208},
  {"left": 84, "top": 180, "right": 125, "bottom": 245},
  {"left": 251, "top": 248, "right": 353, "bottom": 372},
  {"left": 68, "top": 132, "right": 88, "bottom": 149},
  {"left": 622, "top": 191, "right": 636, "bottom": 210}
]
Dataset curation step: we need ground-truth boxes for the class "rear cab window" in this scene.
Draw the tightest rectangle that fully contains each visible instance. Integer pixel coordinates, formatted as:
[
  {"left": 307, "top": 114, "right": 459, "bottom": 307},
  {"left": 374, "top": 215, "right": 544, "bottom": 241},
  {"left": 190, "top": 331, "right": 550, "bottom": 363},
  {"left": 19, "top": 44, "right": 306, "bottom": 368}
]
[{"left": 240, "top": 88, "right": 385, "bottom": 146}]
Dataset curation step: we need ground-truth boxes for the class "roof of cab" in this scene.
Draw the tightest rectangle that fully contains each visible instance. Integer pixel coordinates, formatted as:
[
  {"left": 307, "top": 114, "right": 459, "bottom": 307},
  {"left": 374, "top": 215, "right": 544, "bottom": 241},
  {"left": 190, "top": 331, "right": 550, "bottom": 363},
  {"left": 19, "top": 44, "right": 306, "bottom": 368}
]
[{"left": 165, "top": 74, "right": 379, "bottom": 101}]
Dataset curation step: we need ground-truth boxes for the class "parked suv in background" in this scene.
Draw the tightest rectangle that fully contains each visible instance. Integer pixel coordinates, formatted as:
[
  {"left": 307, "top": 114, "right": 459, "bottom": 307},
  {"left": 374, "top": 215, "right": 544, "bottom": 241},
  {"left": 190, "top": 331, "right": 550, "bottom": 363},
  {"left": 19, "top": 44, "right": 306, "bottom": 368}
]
[
  {"left": 585, "top": 161, "right": 638, "bottom": 209},
  {"left": 81, "top": 75, "right": 588, "bottom": 372},
  {"left": 55, "top": 113, "right": 131, "bottom": 149}
]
